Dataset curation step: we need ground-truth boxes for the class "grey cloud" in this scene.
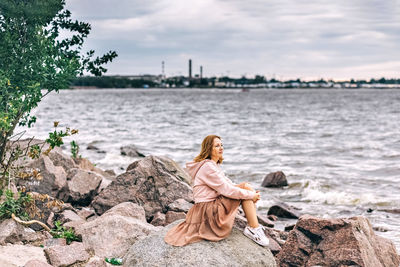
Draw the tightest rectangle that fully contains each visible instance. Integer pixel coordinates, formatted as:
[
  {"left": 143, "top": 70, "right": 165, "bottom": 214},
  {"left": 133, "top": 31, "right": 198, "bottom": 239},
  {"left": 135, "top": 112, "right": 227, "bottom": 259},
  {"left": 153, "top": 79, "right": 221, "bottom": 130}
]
[{"left": 67, "top": 0, "right": 400, "bottom": 79}]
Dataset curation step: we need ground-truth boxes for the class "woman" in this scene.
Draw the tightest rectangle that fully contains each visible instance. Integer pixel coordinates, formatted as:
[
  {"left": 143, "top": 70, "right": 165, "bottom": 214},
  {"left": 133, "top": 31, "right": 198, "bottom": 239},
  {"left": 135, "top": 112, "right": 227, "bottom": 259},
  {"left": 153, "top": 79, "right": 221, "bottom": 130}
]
[{"left": 164, "top": 135, "right": 269, "bottom": 247}]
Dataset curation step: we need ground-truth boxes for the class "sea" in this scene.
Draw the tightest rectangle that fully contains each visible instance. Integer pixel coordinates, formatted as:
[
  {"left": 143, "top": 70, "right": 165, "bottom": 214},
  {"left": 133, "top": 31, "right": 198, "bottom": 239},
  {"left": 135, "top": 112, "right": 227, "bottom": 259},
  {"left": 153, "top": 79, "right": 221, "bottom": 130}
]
[{"left": 19, "top": 88, "right": 400, "bottom": 250}]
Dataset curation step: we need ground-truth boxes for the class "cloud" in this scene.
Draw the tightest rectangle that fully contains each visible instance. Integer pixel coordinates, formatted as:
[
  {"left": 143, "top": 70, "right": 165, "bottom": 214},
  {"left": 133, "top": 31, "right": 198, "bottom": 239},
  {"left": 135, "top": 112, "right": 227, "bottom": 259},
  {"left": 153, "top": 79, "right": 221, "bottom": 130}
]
[{"left": 66, "top": 0, "right": 400, "bottom": 79}]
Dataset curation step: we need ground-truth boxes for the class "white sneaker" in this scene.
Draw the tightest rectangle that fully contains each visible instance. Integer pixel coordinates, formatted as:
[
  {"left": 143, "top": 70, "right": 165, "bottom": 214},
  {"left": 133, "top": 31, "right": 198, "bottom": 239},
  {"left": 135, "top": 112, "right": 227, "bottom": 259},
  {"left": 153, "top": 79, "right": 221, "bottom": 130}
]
[{"left": 243, "top": 225, "right": 270, "bottom": 247}]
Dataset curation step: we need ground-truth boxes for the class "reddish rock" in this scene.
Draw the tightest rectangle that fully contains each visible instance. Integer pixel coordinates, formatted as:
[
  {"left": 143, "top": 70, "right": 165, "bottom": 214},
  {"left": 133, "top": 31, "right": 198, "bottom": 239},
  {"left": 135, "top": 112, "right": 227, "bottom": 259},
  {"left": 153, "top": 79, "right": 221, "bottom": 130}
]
[
  {"left": 77, "top": 207, "right": 96, "bottom": 220},
  {"left": 120, "top": 145, "right": 145, "bottom": 157},
  {"left": 257, "top": 214, "right": 274, "bottom": 228},
  {"left": 151, "top": 211, "right": 166, "bottom": 226},
  {"left": 261, "top": 171, "right": 288, "bottom": 187},
  {"left": 44, "top": 241, "right": 90, "bottom": 267},
  {"left": 91, "top": 156, "right": 193, "bottom": 221},
  {"left": 276, "top": 215, "right": 400, "bottom": 267},
  {"left": 167, "top": 198, "right": 193, "bottom": 213},
  {"left": 267, "top": 202, "right": 301, "bottom": 219},
  {"left": 58, "top": 168, "right": 102, "bottom": 206},
  {"left": 18, "top": 156, "right": 67, "bottom": 198},
  {"left": 165, "top": 211, "right": 186, "bottom": 225},
  {"left": 24, "top": 259, "right": 53, "bottom": 267}
]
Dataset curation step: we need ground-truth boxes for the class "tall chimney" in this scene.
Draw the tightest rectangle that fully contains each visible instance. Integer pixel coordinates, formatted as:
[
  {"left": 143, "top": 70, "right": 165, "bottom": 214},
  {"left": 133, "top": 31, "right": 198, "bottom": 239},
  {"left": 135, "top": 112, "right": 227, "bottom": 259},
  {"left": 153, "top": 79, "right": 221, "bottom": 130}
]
[
  {"left": 200, "top": 66, "right": 203, "bottom": 79},
  {"left": 188, "top": 59, "right": 192, "bottom": 79}
]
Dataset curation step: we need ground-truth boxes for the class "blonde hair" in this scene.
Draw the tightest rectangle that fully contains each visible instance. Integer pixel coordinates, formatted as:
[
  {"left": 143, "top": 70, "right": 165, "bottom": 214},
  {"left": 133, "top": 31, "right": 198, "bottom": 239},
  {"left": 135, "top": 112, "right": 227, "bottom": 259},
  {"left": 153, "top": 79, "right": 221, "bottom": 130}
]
[{"left": 194, "top": 135, "right": 223, "bottom": 164}]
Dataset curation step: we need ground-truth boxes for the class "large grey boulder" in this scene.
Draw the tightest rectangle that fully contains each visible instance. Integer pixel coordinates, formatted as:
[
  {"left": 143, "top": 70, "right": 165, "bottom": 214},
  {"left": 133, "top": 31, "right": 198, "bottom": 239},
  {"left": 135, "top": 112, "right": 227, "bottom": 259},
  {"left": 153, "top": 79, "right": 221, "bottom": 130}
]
[
  {"left": 91, "top": 156, "right": 193, "bottom": 220},
  {"left": 123, "top": 220, "right": 277, "bottom": 267},
  {"left": 76, "top": 202, "right": 157, "bottom": 259},
  {"left": 276, "top": 215, "right": 400, "bottom": 267}
]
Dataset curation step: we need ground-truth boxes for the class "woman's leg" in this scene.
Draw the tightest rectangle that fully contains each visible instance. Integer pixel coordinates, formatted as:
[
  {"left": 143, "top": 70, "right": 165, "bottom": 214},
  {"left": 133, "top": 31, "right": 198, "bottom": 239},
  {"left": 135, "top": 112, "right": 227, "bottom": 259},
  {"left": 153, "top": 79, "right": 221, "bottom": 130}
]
[{"left": 242, "top": 200, "right": 259, "bottom": 228}]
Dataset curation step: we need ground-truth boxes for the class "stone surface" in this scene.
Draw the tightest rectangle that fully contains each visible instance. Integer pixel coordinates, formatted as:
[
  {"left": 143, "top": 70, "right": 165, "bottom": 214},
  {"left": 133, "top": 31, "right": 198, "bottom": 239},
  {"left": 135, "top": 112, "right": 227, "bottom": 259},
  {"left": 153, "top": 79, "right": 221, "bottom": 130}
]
[
  {"left": 85, "top": 256, "right": 107, "bottom": 267},
  {"left": 56, "top": 209, "right": 85, "bottom": 224},
  {"left": 91, "top": 156, "right": 193, "bottom": 220},
  {"left": 120, "top": 145, "right": 146, "bottom": 157},
  {"left": 18, "top": 156, "right": 67, "bottom": 199},
  {"left": 45, "top": 241, "right": 90, "bottom": 267},
  {"left": 74, "top": 157, "right": 115, "bottom": 179},
  {"left": 167, "top": 198, "right": 193, "bottom": 213},
  {"left": 150, "top": 211, "right": 166, "bottom": 226},
  {"left": 165, "top": 211, "right": 186, "bottom": 225},
  {"left": 76, "top": 202, "right": 157, "bottom": 258},
  {"left": 58, "top": 168, "right": 102, "bottom": 205},
  {"left": 261, "top": 171, "right": 288, "bottom": 187},
  {"left": 257, "top": 214, "right": 275, "bottom": 228},
  {"left": 24, "top": 192, "right": 74, "bottom": 231},
  {"left": 0, "top": 244, "right": 46, "bottom": 267},
  {"left": 267, "top": 202, "right": 301, "bottom": 219},
  {"left": 47, "top": 150, "right": 77, "bottom": 173},
  {"left": 276, "top": 215, "right": 400, "bottom": 267},
  {"left": 0, "top": 219, "right": 47, "bottom": 245},
  {"left": 124, "top": 220, "right": 277, "bottom": 267},
  {"left": 43, "top": 238, "right": 67, "bottom": 248},
  {"left": 24, "top": 259, "right": 53, "bottom": 267},
  {"left": 77, "top": 207, "right": 96, "bottom": 220}
]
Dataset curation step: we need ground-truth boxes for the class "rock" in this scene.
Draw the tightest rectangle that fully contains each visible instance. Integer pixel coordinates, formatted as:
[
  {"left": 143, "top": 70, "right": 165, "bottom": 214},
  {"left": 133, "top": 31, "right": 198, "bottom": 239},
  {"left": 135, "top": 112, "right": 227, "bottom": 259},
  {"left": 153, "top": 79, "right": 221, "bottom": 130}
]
[
  {"left": 0, "top": 219, "right": 48, "bottom": 245},
  {"left": 102, "top": 201, "right": 146, "bottom": 221},
  {"left": 167, "top": 198, "right": 193, "bottom": 213},
  {"left": 58, "top": 168, "right": 102, "bottom": 205},
  {"left": 150, "top": 212, "right": 166, "bottom": 226},
  {"left": 123, "top": 220, "right": 277, "bottom": 266},
  {"left": 24, "top": 259, "right": 53, "bottom": 267},
  {"left": 120, "top": 145, "right": 145, "bottom": 157},
  {"left": 276, "top": 215, "right": 400, "bottom": 267},
  {"left": 44, "top": 241, "right": 90, "bottom": 267},
  {"left": 87, "top": 141, "right": 106, "bottom": 153},
  {"left": 267, "top": 202, "right": 301, "bottom": 219},
  {"left": 76, "top": 202, "right": 157, "bottom": 258},
  {"left": 165, "top": 211, "right": 186, "bottom": 225},
  {"left": 267, "top": 214, "right": 278, "bottom": 221},
  {"left": 379, "top": 208, "right": 400, "bottom": 214},
  {"left": 284, "top": 224, "right": 295, "bottom": 231},
  {"left": 43, "top": 238, "right": 67, "bottom": 248},
  {"left": 0, "top": 244, "right": 47, "bottom": 267},
  {"left": 24, "top": 192, "right": 74, "bottom": 231},
  {"left": 91, "top": 156, "right": 193, "bottom": 221},
  {"left": 18, "top": 156, "right": 67, "bottom": 199},
  {"left": 74, "top": 158, "right": 115, "bottom": 179},
  {"left": 55, "top": 209, "right": 85, "bottom": 224},
  {"left": 233, "top": 214, "right": 248, "bottom": 231},
  {"left": 105, "top": 169, "right": 116, "bottom": 176},
  {"left": 85, "top": 256, "right": 107, "bottom": 267},
  {"left": 77, "top": 207, "right": 96, "bottom": 220},
  {"left": 257, "top": 214, "right": 275, "bottom": 228},
  {"left": 47, "top": 150, "right": 77, "bottom": 172},
  {"left": 261, "top": 171, "right": 288, "bottom": 187}
]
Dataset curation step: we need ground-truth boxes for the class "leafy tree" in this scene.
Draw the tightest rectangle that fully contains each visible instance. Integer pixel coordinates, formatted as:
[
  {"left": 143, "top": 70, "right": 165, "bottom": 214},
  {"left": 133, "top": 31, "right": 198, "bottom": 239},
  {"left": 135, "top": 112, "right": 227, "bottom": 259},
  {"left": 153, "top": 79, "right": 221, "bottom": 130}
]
[{"left": 0, "top": 0, "right": 117, "bottom": 189}]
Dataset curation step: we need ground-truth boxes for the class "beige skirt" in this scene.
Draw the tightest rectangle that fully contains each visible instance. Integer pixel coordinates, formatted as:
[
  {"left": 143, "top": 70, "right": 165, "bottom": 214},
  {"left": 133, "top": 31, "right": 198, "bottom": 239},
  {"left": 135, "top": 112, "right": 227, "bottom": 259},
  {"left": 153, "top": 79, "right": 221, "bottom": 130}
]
[{"left": 164, "top": 196, "right": 241, "bottom": 246}]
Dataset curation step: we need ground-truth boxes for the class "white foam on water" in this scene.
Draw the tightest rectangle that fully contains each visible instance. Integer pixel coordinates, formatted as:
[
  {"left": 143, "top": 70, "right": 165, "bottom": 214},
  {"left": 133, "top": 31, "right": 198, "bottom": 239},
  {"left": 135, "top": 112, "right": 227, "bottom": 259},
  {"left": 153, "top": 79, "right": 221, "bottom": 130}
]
[{"left": 300, "top": 179, "right": 389, "bottom": 206}]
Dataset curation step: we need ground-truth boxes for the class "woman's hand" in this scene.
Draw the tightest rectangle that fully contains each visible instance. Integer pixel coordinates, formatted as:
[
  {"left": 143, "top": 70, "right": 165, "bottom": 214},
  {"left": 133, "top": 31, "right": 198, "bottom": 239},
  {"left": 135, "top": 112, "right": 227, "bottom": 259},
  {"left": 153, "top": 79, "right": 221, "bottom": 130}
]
[{"left": 252, "top": 191, "right": 261, "bottom": 203}]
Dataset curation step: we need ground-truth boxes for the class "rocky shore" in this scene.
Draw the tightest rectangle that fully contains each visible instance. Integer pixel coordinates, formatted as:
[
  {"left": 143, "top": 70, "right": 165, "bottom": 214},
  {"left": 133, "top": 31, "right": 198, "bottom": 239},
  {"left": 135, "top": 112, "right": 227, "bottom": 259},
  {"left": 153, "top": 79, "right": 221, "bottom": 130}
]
[{"left": 0, "top": 145, "right": 399, "bottom": 267}]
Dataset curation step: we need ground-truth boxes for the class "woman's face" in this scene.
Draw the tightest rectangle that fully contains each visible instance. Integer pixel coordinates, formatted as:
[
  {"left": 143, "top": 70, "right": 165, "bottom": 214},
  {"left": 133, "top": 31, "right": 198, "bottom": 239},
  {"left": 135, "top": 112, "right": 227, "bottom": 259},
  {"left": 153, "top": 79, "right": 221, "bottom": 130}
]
[{"left": 211, "top": 138, "right": 224, "bottom": 161}]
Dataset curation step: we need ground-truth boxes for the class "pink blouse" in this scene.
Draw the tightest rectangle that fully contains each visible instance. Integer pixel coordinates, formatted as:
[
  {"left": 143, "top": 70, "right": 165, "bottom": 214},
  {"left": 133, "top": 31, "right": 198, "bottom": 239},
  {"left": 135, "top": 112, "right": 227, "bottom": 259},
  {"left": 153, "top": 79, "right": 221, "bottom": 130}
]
[{"left": 185, "top": 159, "right": 256, "bottom": 203}]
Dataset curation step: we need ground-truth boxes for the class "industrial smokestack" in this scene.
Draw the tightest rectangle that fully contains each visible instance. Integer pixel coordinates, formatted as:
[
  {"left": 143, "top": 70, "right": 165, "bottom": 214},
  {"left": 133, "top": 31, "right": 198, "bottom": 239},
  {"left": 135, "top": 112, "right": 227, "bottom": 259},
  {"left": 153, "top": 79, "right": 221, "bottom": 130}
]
[
  {"left": 189, "top": 59, "right": 192, "bottom": 79},
  {"left": 200, "top": 65, "right": 203, "bottom": 79}
]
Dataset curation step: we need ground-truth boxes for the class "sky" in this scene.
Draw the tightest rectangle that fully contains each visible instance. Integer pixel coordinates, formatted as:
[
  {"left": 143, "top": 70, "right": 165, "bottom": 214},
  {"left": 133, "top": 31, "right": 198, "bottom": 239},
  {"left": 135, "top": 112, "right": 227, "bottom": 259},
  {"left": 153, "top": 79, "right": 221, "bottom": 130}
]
[{"left": 66, "top": 0, "right": 400, "bottom": 80}]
